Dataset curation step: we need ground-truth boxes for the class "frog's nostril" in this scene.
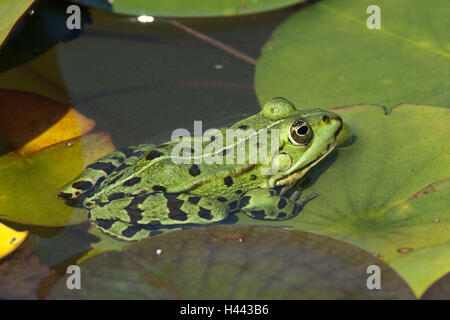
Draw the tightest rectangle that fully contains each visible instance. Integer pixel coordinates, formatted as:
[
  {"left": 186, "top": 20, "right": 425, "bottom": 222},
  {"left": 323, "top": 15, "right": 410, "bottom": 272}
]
[{"left": 322, "top": 115, "right": 330, "bottom": 123}]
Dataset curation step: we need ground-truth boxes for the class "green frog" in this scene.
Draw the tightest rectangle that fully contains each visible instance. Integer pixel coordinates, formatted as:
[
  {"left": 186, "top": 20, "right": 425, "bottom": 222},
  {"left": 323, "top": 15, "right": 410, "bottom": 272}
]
[{"left": 59, "top": 97, "right": 345, "bottom": 241}]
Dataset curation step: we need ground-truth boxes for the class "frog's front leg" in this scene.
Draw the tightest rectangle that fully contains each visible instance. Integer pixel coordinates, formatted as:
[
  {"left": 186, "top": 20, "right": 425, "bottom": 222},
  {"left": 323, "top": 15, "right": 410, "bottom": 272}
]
[
  {"left": 238, "top": 187, "right": 317, "bottom": 220},
  {"left": 58, "top": 144, "right": 153, "bottom": 201},
  {"left": 90, "top": 191, "right": 230, "bottom": 241}
]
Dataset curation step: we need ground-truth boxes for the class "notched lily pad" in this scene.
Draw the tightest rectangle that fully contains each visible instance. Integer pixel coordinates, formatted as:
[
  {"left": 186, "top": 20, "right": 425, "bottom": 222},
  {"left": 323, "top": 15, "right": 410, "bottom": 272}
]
[
  {"left": 0, "top": 90, "right": 115, "bottom": 226},
  {"left": 72, "top": 0, "right": 307, "bottom": 17},
  {"left": 0, "top": 248, "right": 58, "bottom": 299},
  {"left": 421, "top": 272, "right": 450, "bottom": 299},
  {"left": 391, "top": 240, "right": 450, "bottom": 299},
  {"left": 238, "top": 104, "right": 450, "bottom": 297},
  {"left": 48, "top": 225, "right": 415, "bottom": 299}
]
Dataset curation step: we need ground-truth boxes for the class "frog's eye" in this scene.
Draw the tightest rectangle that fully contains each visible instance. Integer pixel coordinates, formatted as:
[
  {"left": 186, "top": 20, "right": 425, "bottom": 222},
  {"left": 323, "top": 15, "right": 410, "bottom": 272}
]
[{"left": 289, "top": 119, "right": 313, "bottom": 146}]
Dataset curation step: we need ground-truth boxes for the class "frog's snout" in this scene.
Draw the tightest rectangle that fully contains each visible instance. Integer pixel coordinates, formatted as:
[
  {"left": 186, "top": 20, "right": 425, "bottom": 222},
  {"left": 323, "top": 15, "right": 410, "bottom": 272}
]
[
  {"left": 329, "top": 112, "right": 342, "bottom": 123},
  {"left": 335, "top": 114, "right": 344, "bottom": 133}
]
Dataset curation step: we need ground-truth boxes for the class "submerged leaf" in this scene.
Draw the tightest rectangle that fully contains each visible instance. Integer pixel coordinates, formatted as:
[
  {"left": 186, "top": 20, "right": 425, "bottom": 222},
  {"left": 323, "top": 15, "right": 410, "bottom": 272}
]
[
  {"left": 0, "top": 248, "right": 58, "bottom": 299},
  {"left": 48, "top": 226, "right": 415, "bottom": 299}
]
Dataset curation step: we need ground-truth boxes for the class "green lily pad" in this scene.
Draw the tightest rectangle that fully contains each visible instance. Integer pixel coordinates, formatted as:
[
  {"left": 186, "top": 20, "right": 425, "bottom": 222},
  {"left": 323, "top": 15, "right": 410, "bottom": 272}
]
[
  {"left": 72, "top": 0, "right": 307, "bottom": 17},
  {"left": 0, "top": 0, "right": 36, "bottom": 48},
  {"left": 48, "top": 225, "right": 415, "bottom": 299},
  {"left": 255, "top": 0, "right": 450, "bottom": 110},
  {"left": 237, "top": 104, "right": 450, "bottom": 297},
  {"left": 421, "top": 272, "right": 450, "bottom": 299},
  {"left": 391, "top": 241, "right": 450, "bottom": 298}
]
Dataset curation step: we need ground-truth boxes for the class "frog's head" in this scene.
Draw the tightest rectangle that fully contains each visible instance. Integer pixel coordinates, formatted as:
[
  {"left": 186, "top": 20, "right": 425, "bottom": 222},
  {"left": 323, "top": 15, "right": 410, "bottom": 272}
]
[{"left": 260, "top": 97, "right": 345, "bottom": 188}]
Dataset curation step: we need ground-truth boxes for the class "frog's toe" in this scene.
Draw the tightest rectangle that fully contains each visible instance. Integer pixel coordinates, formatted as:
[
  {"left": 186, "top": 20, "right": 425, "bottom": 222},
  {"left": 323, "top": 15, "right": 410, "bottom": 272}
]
[
  {"left": 58, "top": 190, "right": 78, "bottom": 200},
  {"left": 58, "top": 181, "right": 94, "bottom": 200},
  {"left": 289, "top": 190, "right": 301, "bottom": 202},
  {"left": 295, "top": 192, "right": 318, "bottom": 206}
]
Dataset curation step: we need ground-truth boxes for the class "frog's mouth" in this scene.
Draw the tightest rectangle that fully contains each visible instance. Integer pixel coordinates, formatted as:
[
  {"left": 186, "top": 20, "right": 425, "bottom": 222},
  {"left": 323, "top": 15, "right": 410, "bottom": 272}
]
[{"left": 274, "top": 141, "right": 337, "bottom": 187}]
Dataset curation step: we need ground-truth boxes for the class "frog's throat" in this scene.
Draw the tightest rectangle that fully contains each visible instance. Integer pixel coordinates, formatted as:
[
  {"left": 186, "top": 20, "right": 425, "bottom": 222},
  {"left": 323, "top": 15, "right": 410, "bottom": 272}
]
[{"left": 273, "top": 142, "right": 336, "bottom": 187}]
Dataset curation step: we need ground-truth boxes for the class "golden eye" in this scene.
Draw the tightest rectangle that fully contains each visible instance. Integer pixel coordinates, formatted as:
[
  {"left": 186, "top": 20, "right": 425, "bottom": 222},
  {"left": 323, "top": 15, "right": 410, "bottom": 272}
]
[{"left": 289, "top": 119, "right": 313, "bottom": 146}]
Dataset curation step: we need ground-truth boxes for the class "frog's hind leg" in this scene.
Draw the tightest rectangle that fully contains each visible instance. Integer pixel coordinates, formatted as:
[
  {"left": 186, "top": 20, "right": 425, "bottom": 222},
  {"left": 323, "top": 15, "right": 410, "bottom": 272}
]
[
  {"left": 58, "top": 144, "right": 153, "bottom": 201},
  {"left": 90, "top": 191, "right": 229, "bottom": 241}
]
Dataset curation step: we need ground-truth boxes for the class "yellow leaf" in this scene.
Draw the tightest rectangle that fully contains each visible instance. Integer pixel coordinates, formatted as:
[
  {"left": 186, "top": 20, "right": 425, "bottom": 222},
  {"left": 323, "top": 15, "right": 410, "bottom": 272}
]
[{"left": 0, "top": 222, "right": 28, "bottom": 260}]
